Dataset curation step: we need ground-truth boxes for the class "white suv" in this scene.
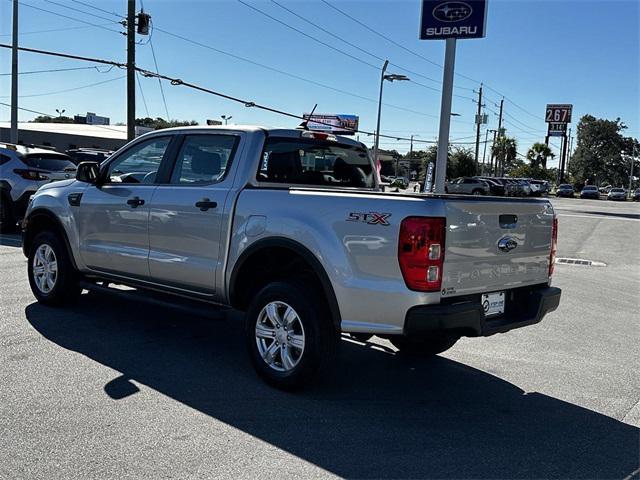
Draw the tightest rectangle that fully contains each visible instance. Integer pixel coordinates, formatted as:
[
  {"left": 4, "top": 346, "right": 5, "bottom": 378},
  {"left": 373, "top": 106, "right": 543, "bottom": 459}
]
[{"left": 0, "top": 143, "right": 76, "bottom": 231}]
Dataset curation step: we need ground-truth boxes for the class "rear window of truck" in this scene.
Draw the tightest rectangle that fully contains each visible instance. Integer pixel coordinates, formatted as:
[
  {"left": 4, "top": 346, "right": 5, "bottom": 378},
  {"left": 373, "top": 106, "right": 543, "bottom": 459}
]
[{"left": 258, "top": 137, "right": 375, "bottom": 188}]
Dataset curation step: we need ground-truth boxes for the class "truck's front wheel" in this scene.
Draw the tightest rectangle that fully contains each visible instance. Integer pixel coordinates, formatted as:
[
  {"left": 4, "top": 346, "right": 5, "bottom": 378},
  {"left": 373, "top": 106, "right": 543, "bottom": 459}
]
[
  {"left": 390, "top": 333, "right": 459, "bottom": 357},
  {"left": 28, "top": 231, "right": 81, "bottom": 306},
  {"left": 245, "top": 280, "right": 337, "bottom": 390}
]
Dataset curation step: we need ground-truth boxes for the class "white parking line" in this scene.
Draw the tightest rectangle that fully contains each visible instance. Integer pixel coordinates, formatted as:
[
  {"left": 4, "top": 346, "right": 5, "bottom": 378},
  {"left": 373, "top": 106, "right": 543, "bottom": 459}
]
[{"left": 558, "top": 213, "right": 640, "bottom": 222}]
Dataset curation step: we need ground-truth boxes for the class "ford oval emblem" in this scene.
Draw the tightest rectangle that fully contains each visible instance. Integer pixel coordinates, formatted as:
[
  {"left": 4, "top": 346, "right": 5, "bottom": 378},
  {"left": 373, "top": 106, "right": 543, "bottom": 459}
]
[
  {"left": 498, "top": 236, "right": 518, "bottom": 253},
  {"left": 432, "top": 1, "right": 473, "bottom": 23}
]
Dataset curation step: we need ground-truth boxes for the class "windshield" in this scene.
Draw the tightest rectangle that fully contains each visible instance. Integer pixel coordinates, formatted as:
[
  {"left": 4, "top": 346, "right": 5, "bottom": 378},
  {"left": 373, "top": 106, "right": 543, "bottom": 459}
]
[
  {"left": 559, "top": 184, "right": 573, "bottom": 189},
  {"left": 23, "top": 154, "right": 75, "bottom": 171},
  {"left": 611, "top": 188, "right": 624, "bottom": 193},
  {"left": 259, "top": 137, "right": 375, "bottom": 188},
  {"left": 583, "top": 186, "right": 597, "bottom": 190}
]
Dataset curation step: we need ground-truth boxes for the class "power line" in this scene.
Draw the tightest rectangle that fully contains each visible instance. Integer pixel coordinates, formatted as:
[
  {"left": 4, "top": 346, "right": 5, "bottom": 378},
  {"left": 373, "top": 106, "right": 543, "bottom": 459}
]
[
  {"left": 149, "top": 38, "right": 170, "bottom": 119},
  {"left": 70, "top": 0, "right": 122, "bottom": 19},
  {"left": 0, "top": 24, "right": 116, "bottom": 37},
  {"left": 1, "top": 75, "right": 125, "bottom": 98},
  {"left": 237, "top": 0, "right": 379, "bottom": 71},
  {"left": 268, "top": 0, "right": 444, "bottom": 89},
  {"left": 136, "top": 71, "right": 150, "bottom": 117},
  {"left": 14, "top": 0, "right": 123, "bottom": 34},
  {"left": 319, "top": 0, "right": 478, "bottom": 89},
  {"left": 152, "top": 28, "right": 441, "bottom": 119},
  {"left": 0, "top": 65, "right": 108, "bottom": 76},
  {"left": 0, "top": 43, "right": 447, "bottom": 142},
  {"left": 42, "top": 0, "right": 121, "bottom": 24}
]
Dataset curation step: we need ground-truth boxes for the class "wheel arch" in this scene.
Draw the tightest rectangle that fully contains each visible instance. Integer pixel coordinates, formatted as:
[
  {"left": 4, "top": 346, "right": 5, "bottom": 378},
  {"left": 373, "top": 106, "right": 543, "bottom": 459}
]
[
  {"left": 22, "top": 208, "right": 78, "bottom": 270},
  {"left": 229, "top": 237, "right": 342, "bottom": 329}
]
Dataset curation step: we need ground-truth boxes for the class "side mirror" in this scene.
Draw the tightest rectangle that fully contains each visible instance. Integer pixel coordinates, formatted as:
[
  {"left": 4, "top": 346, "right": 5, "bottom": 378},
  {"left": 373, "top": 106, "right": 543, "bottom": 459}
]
[{"left": 76, "top": 161, "right": 100, "bottom": 184}]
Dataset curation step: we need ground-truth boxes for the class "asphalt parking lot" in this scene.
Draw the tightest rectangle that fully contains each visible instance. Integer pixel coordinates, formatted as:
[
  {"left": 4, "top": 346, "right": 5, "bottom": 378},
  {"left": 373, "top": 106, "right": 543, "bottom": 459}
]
[{"left": 1, "top": 197, "right": 638, "bottom": 479}]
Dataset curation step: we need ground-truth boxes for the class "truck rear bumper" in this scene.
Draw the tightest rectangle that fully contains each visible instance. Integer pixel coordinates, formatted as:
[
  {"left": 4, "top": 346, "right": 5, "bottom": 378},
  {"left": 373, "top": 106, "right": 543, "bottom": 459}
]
[{"left": 404, "top": 286, "right": 561, "bottom": 337}]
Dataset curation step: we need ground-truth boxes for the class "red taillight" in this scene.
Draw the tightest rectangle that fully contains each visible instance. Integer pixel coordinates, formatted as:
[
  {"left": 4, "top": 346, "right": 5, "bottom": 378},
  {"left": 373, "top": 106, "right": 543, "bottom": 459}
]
[
  {"left": 398, "top": 216, "right": 446, "bottom": 292},
  {"left": 549, "top": 216, "right": 558, "bottom": 276},
  {"left": 13, "top": 168, "right": 49, "bottom": 181}
]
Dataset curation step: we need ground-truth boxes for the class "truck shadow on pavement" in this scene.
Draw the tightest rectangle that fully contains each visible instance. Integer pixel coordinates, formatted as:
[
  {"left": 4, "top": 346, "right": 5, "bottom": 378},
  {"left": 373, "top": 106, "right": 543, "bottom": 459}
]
[{"left": 25, "top": 293, "right": 638, "bottom": 479}]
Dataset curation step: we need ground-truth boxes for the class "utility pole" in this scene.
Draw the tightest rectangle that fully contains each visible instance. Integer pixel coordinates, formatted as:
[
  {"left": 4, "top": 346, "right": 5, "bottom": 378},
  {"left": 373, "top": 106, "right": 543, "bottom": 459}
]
[
  {"left": 496, "top": 98, "right": 504, "bottom": 176},
  {"left": 474, "top": 83, "right": 483, "bottom": 167},
  {"left": 489, "top": 129, "right": 497, "bottom": 176},
  {"left": 10, "top": 0, "right": 18, "bottom": 143},
  {"left": 559, "top": 134, "right": 568, "bottom": 183},
  {"left": 126, "top": 0, "right": 136, "bottom": 141},
  {"left": 566, "top": 127, "right": 573, "bottom": 172}
]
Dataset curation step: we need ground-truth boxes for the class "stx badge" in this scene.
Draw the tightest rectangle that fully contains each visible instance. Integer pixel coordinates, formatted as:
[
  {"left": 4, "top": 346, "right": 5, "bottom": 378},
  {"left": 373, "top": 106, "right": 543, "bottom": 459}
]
[{"left": 347, "top": 212, "right": 391, "bottom": 226}]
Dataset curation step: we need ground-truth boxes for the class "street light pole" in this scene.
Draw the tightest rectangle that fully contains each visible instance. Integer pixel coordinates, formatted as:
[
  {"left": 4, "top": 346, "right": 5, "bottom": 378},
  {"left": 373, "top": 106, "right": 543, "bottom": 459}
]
[
  {"left": 221, "top": 115, "right": 232, "bottom": 125},
  {"left": 373, "top": 60, "right": 389, "bottom": 177}
]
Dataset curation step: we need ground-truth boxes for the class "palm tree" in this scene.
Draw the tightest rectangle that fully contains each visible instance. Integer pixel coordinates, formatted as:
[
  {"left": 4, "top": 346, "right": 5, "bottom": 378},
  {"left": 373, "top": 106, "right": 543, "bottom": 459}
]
[
  {"left": 526, "top": 142, "right": 554, "bottom": 169},
  {"left": 492, "top": 136, "right": 518, "bottom": 176}
]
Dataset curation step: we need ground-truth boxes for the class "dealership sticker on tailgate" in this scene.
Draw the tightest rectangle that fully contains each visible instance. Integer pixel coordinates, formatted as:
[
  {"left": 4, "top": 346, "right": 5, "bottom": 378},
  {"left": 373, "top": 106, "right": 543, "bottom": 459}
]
[{"left": 482, "top": 291, "right": 505, "bottom": 317}]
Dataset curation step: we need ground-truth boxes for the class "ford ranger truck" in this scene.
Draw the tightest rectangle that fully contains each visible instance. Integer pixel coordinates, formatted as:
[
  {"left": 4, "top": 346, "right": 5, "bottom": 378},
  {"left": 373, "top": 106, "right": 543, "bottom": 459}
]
[{"left": 21, "top": 126, "right": 561, "bottom": 389}]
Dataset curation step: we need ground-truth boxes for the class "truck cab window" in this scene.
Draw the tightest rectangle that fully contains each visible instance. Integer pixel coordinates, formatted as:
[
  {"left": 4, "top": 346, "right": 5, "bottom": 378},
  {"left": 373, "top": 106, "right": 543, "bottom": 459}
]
[{"left": 259, "top": 137, "right": 375, "bottom": 188}]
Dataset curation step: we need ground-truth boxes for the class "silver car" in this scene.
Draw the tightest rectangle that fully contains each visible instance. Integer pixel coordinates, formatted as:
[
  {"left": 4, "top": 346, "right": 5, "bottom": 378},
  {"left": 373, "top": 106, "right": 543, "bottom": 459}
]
[
  {"left": 607, "top": 188, "right": 627, "bottom": 201},
  {"left": 445, "top": 177, "right": 489, "bottom": 195}
]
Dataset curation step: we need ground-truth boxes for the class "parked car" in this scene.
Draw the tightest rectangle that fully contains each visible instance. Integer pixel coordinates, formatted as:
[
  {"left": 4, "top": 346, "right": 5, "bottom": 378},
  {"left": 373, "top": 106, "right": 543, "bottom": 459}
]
[
  {"left": 0, "top": 143, "right": 76, "bottom": 231},
  {"left": 580, "top": 185, "right": 600, "bottom": 199},
  {"left": 633, "top": 188, "right": 640, "bottom": 201},
  {"left": 503, "top": 178, "right": 530, "bottom": 197},
  {"left": 22, "top": 126, "right": 561, "bottom": 389},
  {"left": 556, "top": 184, "right": 575, "bottom": 198},
  {"left": 529, "top": 179, "right": 550, "bottom": 197},
  {"left": 607, "top": 187, "right": 627, "bottom": 201},
  {"left": 445, "top": 177, "right": 489, "bottom": 195},
  {"left": 474, "top": 177, "right": 505, "bottom": 196},
  {"left": 599, "top": 185, "right": 612, "bottom": 194}
]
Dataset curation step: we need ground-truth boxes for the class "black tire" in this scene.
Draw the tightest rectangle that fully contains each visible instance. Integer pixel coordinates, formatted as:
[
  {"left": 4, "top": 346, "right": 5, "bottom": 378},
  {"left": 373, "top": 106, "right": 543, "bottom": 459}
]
[
  {"left": 0, "top": 193, "right": 15, "bottom": 233},
  {"left": 28, "top": 230, "right": 81, "bottom": 306},
  {"left": 471, "top": 189, "right": 484, "bottom": 196},
  {"left": 390, "top": 333, "right": 459, "bottom": 358},
  {"left": 245, "top": 280, "right": 338, "bottom": 390}
]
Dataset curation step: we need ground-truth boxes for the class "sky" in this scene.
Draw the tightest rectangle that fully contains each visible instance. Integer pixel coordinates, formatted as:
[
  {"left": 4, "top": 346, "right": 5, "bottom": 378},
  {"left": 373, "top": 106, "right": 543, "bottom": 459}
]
[{"left": 1, "top": 0, "right": 638, "bottom": 167}]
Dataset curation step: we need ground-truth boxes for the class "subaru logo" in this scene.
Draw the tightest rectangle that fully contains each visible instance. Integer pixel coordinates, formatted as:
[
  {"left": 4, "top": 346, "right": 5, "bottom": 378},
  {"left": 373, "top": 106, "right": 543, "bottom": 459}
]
[
  {"left": 433, "top": 1, "right": 473, "bottom": 23},
  {"left": 498, "top": 236, "right": 518, "bottom": 253}
]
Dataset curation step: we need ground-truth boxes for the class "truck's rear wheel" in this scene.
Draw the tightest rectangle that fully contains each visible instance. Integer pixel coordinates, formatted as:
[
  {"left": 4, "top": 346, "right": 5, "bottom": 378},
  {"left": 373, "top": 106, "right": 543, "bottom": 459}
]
[
  {"left": 28, "top": 231, "right": 81, "bottom": 306},
  {"left": 390, "top": 333, "right": 459, "bottom": 357},
  {"left": 245, "top": 280, "right": 337, "bottom": 390}
]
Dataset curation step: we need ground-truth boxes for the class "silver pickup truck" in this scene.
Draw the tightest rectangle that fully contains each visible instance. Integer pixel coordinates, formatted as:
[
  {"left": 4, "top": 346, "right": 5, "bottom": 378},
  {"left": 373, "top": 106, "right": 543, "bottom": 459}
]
[{"left": 22, "top": 126, "right": 561, "bottom": 389}]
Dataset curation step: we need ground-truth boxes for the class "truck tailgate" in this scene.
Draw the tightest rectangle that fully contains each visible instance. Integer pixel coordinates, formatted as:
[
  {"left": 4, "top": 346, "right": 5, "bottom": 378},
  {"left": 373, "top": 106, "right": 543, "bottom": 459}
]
[{"left": 441, "top": 198, "right": 553, "bottom": 298}]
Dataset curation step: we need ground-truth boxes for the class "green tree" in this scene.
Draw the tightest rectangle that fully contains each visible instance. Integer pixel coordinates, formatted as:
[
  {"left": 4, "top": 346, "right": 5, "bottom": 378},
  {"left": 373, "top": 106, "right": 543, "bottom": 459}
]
[
  {"left": 30, "top": 115, "right": 74, "bottom": 124},
  {"left": 135, "top": 117, "right": 199, "bottom": 130},
  {"left": 449, "top": 147, "right": 476, "bottom": 177},
  {"left": 526, "top": 142, "right": 554, "bottom": 169},
  {"left": 491, "top": 136, "right": 518, "bottom": 175},
  {"left": 569, "top": 115, "right": 639, "bottom": 186},
  {"left": 509, "top": 164, "right": 555, "bottom": 182}
]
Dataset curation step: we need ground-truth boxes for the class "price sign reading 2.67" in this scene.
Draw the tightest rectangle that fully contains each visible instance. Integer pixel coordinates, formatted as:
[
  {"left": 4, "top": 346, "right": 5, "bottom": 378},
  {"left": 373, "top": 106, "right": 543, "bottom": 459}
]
[{"left": 545, "top": 104, "right": 573, "bottom": 123}]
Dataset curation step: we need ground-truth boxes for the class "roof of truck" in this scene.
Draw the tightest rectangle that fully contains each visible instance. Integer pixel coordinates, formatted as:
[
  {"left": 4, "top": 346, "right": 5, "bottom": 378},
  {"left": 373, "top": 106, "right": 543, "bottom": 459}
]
[{"left": 142, "top": 125, "right": 365, "bottom": 148}]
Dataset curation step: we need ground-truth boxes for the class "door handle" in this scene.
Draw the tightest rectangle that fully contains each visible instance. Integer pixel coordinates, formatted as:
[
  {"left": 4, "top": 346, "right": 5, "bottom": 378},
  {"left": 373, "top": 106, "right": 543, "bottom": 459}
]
[
  {"left": 195, "top": 198, "right": 217, "bottom": 211},
  {"left": 126, "top": 196, "right": 145, "bottom": 208}
]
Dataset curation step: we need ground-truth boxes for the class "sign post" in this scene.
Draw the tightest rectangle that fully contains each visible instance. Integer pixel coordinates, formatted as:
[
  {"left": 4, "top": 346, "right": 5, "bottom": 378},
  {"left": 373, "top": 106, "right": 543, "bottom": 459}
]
[
  {"left": 420, "top": 0, "right": 488, "bottom": 193},
  {"left": 545, "top": 103, "right": 573, "bottom": 183}
]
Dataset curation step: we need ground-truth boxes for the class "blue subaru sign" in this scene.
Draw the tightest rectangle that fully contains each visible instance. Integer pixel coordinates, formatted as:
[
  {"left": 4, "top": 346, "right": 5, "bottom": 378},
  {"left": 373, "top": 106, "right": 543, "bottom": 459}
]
[{"left": 420, "top": 0, "right": 488, "bottom": 40}]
